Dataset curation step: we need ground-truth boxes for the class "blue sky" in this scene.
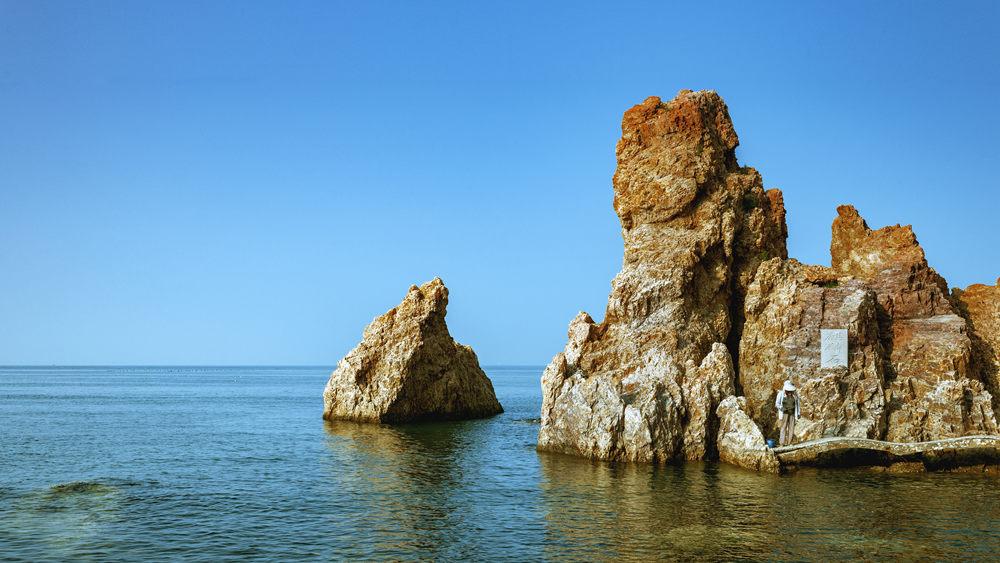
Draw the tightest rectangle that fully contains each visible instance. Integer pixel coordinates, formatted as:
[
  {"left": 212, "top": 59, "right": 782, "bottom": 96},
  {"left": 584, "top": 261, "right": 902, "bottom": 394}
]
[{"left": 1, "top": 1, "right": 997, "bottom": 365}]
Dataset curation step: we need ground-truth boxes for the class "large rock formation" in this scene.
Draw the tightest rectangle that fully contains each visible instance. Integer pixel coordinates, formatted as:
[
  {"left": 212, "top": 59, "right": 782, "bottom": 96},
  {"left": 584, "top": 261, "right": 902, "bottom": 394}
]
[
  {"left": 537, "top": 90, "right": 787, "bottom": 463},
  {"left": 539, "top": 89, "right": 1000, "bottom": 470},
  {"left": 829, "top": 206, "right": 996, "bottom": 441},
  {"left": 739, "top": 259, "right": 887, "bottom": 441},
  {"left": 738, "top": 206, "right": 997, "bottom": 444},
  {"left": 323, "top": 278, "right": 503, "bottom": 423}
]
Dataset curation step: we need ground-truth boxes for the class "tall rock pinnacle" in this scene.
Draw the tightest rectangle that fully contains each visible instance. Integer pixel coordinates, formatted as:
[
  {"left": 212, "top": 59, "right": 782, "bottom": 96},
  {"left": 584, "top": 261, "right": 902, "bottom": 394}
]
[{"left": 537, "top": 90, "right": 787, "bottom": 462}]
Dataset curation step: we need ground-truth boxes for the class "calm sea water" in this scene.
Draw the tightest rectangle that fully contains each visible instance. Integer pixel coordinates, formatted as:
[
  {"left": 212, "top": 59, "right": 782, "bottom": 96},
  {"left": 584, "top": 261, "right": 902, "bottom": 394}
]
[{"left": 2, "top": 366, "right": 1000, "bottom": 561}]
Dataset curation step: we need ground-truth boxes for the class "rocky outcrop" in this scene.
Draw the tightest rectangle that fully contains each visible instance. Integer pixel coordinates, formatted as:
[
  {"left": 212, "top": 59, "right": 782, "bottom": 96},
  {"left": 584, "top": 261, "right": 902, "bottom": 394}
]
[
  {"left": 830, "top": 206, "right": 996, "bottom": 441},
  {"left": 739, "top": 259, "right": 887, "bottom": 441},
  {"left": 537, "top": 90, "right": 787, "bottom": 463},
  {"left": 831, "top": 205, "right": 953, "bottom": 319},
  {"left": 955, "top": 279, "right": 1000, "bottom": 408},
  {"left": 716, "top": 396, "right": 780, "bottom": 473},
  {"left": 322, "top": 278, "right": 503, "bottom": 423},
  {"left": 537, "top": 89, "right": 999, "bottom": 471}
]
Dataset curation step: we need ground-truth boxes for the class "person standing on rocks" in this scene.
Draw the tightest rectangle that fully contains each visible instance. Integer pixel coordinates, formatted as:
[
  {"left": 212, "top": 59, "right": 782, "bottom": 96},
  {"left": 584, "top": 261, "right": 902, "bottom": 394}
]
[{"left": 775, "top": 381, "right": 800, "bottom": 446}]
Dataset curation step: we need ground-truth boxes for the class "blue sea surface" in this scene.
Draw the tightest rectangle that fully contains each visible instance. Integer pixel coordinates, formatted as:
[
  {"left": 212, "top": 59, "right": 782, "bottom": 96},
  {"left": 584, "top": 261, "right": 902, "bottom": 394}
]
[{"left": 2, "top": 366, "right": 1000, "bottom": 561}]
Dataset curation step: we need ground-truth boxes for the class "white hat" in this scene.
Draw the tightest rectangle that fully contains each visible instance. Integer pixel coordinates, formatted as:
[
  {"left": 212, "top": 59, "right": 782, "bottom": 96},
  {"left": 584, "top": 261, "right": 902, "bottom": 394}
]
[{"left": 783, "top": 380, "right": 796, "bottom": 392}]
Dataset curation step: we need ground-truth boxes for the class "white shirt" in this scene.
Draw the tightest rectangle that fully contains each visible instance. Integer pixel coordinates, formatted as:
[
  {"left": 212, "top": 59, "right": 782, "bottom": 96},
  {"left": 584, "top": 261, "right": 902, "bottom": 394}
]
[{"left": 775, "top": 391, "right": 800, "bottom": 418}]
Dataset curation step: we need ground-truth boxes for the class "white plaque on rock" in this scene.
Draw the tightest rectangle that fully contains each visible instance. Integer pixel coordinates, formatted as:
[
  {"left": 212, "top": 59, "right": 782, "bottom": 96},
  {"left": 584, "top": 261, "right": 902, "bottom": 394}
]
[{"left": 821, "top": 329, "right": 848, "bottom": 368}]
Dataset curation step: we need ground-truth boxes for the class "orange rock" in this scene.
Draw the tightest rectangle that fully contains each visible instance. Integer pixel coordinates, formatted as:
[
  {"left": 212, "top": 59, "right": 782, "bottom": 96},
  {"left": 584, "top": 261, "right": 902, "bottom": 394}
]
[
  {"left": 830, "top": 205, "right": 996, "bottom": 441},
  {"left": 739, "top": 259, "right": 888, "bottom": 442},
  {"left": 955, "top": 279, "right": 1000, "bottom": 409},
  {"left": 538, "top": 90, "right": 786, "bottom": 463}
]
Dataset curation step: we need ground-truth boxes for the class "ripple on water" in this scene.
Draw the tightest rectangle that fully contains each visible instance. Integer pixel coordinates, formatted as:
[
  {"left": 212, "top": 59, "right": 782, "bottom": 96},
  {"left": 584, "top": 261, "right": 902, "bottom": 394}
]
[{"left": 4, "top": 366, "right": 1000, "bottom": 560}]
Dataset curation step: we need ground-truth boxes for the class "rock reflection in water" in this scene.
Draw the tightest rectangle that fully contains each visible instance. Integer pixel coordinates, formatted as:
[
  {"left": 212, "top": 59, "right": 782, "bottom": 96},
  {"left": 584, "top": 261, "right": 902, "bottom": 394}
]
[
  {"left": 538, "top": 454, "right": 776, "bottom": 560},
  {"left": 322, "top": 418, "right": 510, "bottom": 560},
  {"left": 538, "top": 454, "right": 1000, "bottom": 560}
]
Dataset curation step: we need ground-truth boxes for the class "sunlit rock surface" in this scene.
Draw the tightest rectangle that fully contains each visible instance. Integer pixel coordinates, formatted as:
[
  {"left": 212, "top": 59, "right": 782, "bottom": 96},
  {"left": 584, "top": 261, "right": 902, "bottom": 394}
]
[
  {"left": 955, "top": 279, "right": 1000, "bottom": 409},
  {"left": 537, "top": 90, "right": 786, "bottom": 462},
  {"left": 739, "top": 259, "right": 887, "bottom": 442},
  {"left": 716, "top": 396, "right": 780, "bottom": 473},
  {"left": 537, "top": 90, "right": 1000, "bottom": 471},
  {"left": 830, "top": 205, "right": 996, "bottom": 441},
  {"left": 323, "top": 278, "right": 503, "bottom": 423}
]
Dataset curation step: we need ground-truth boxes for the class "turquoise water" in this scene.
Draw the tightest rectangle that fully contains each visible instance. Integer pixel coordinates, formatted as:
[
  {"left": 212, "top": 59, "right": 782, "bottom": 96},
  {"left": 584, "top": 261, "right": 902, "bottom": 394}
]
[{"left": 2, "top": 366, "right": 1000, "bottom": 561}]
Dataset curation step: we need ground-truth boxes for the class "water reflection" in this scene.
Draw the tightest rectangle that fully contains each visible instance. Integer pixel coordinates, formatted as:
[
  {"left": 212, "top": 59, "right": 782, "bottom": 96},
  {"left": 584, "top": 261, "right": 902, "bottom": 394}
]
[
  {"left": 538, "top": 454, "right": 778, "bottom": 560},
  {"left": 322, "top": 419, "right": 495, "bottom": 559},
  {"left": 538, "top": 454, "right": 1000, "bottom": 560},
  {"left": 5, "top": 367, "right": 1000, "bottom": 560}
]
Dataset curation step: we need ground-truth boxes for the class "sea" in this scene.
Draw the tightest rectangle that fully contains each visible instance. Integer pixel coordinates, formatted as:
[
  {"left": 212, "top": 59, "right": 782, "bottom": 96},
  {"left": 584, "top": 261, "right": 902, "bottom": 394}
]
[{"left": 2, "top": 366, "right": 1000, "bottom": 561}]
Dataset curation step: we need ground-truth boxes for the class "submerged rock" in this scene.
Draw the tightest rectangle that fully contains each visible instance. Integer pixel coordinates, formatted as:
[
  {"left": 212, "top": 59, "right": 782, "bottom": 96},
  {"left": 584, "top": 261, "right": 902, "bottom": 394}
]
[
  {"left": 322, "top": 278, "right": 503, "bottom": 423},
  {"left": 537, "top": 90, "right": 787, "bottom": 463}
]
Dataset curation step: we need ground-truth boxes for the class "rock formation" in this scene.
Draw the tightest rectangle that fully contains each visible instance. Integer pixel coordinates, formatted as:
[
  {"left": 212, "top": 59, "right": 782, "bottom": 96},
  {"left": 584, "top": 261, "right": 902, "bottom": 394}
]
[
  {"left": 716, "top": 396, "right": 780, "bottom": 473},
  {"left": 539, "top": 89, "right": 1000, "bottom": 470},
  {"left": 739, "top": 259, "right": 887, "bottom": 441},
  {"left": 537, "top": 90, "right": 787, "bottom": 463},
  {"left": 829, "top": 206, "right": 996, "bottom": 441},
  {"left": 323, "top": 278, "right": 503, "bottom": 423},
  {"left": 955, "top": 279, "right": 1000, "bottom": 408}
]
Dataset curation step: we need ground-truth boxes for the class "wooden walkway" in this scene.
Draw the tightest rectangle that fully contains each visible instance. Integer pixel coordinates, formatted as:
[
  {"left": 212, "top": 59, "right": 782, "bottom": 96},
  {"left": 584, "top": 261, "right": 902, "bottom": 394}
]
[{"left": 772, "top": 435, "right": 1000, "bottom": 471}]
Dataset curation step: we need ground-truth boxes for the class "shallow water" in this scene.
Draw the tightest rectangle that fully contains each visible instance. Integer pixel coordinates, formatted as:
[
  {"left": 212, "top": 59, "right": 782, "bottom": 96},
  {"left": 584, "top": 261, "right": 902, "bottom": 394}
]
[{"left": 2, "top": 366, "right": 999, "bottom": 561}]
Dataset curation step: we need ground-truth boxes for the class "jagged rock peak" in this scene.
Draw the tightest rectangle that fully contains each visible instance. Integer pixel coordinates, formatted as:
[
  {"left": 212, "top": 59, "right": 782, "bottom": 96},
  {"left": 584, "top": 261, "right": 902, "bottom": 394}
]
[
  {"left": 537, "top": 90, "right": 787, "bottom": 463},
  {"left": 831, "top": 204, "right": 952, "bottom": 319},
  {"left": 831, "top": 205, "right": 927, "bottom": 276},
  {"left": 829, "top": 205, "right": 995, "bottom": 441},
  {"left": 323, "top": 278, "right": 503, "bottom": 423},
  {"left": 613, "top": 90, "right": 741, "bottom": 230}
]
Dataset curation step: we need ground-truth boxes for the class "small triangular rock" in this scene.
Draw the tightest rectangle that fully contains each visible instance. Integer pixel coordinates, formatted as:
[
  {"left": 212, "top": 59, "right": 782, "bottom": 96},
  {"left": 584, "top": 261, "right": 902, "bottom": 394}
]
[{"left": 323, "top": 278, "right": 503, "bottom": 423}]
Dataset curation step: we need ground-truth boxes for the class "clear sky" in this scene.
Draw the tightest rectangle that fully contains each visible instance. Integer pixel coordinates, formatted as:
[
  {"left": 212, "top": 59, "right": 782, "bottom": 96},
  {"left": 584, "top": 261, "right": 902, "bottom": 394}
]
[{"left": 1, "top": 1, "right": 997, "bottom": 365}]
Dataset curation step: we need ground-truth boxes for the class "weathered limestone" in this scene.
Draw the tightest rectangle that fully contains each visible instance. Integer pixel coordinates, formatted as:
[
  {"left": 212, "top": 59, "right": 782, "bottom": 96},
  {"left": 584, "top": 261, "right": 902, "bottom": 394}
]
[
  {"left": 716, "top": 396, "right": 780, "bottom": 473},
  {"left": 830, "top": 205, "right": 997, "bottom": 441},
  {"left": 536, "top": 90, "right": 1000, "bottom": 472},
  {"left": 323, "top": 278, "right": 503, "bottom": 423},
  {"left": 739, "top": 259, "right": 887, "bottom": 441},
  {"left": 831, "top": 205, "right": 954, "bottom": 319},
  {"left": 681, "top": 343, "right": 737, "bottom": 460},
  {"left": 537, "top": 90, "right": 787, "bottom": 463},
  {"left": 955, "top": 279, "right": 1000, "bottom": 408}
]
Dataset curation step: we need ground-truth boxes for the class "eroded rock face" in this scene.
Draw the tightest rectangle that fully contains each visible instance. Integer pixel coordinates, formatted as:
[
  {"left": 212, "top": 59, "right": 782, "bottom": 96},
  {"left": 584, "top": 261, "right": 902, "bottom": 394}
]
[
  {"left": 955, "top": 279, "right": 1000, "bottom": 407},
  {"left": 830, "top": 206, "right": 996, "bottom": 441},
  {"left": 739, "top": 259, "right": 887, "bottom": 441},
  {"left": 716, "top": 396, "right": 780, "bottom": 473},
  {"left": 538, "top": 90, "right": 999, "bottom": 471},
  {"left": 323, "top": 278, "right": 503, "bottom": 423},
  {"left": 831, "top": 205, "right": 953, "bottom": 319},
  {"left": 537, "top": 90, "right": 787, "bottom": 463}
]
